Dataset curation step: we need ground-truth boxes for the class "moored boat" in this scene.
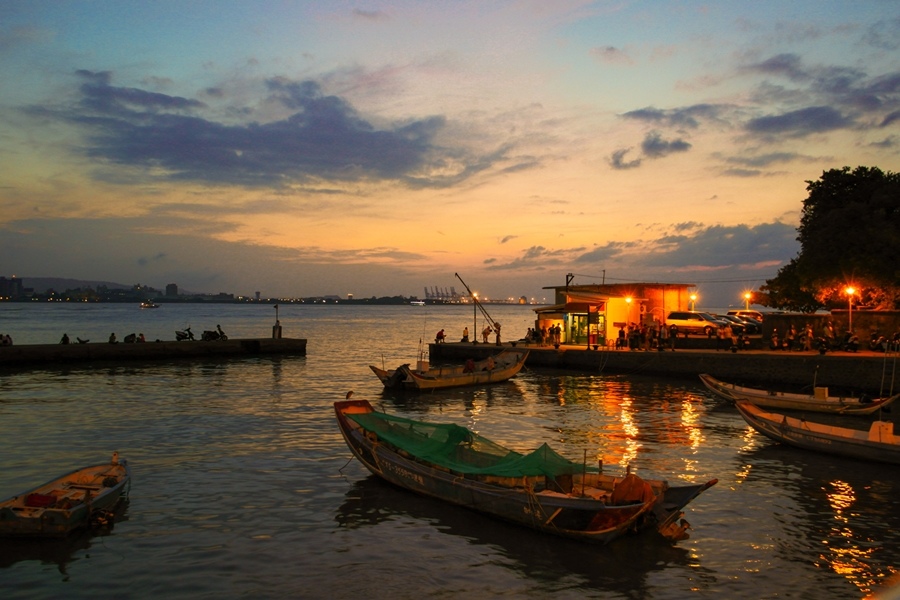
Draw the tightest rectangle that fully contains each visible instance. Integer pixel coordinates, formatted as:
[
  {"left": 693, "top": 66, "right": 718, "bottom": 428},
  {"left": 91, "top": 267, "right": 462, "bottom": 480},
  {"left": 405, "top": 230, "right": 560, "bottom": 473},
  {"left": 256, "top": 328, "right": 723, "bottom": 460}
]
[
  {"left": 0, "top": 453, "right": 131, "bottom": 537},
  {"left": 334, "top": 398, "right": 717, "bottom": 544},
  {"left": 699, "top": 373, "right": 898, "bottom": 415},
  {"left": 734, "top": 401, "right": 900, "bottom": 464},
  {"left": 370, "top": 348, "right": 528, "bottom": 390}
]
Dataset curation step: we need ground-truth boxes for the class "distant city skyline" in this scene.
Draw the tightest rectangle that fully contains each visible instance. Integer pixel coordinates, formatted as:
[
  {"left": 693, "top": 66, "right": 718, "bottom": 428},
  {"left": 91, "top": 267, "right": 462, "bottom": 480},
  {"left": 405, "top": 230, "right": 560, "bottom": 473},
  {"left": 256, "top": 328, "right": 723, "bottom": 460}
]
[{"left": 2, "top": 2, "right": 898, "bottom": 307}]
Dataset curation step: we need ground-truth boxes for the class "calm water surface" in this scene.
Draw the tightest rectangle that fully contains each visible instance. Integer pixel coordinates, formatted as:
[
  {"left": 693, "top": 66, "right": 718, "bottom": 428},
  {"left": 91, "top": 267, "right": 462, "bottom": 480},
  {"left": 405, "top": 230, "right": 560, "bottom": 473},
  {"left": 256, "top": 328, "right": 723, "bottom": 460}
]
[{"left": 0, "top": 303, "right": 898, "bottom": 599}]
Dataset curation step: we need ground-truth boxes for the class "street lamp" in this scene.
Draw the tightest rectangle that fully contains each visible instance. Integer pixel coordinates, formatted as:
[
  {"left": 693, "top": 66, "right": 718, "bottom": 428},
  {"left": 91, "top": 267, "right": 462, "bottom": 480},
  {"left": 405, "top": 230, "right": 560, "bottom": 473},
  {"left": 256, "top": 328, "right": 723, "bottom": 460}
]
[
  {"left": 744, "top": 292, "right": 751, "bottom": 310},
  {"left": 845, "top": 286, "right": 855, "bottom": 333},
  {"left": 689, "top": 294, "right": 697, "bottom": 311}
]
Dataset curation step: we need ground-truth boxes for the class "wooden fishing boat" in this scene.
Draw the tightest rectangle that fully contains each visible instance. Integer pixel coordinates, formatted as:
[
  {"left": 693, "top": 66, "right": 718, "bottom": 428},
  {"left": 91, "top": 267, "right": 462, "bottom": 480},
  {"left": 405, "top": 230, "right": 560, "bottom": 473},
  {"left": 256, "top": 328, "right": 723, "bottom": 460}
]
[
  {"left": 0, "top": 453, "right": 131, "bottom": 538},
  {"left": 370, "top": 349, "right": 529, "bottom": 390},
  {"left": 699, "top": 373, "right": 899, "bottom": 415},
  {"left": 334, "top": 398, "right": 717, "bottom": 544},
  {"left": 734, "top": 401, "right": 900, "bottom": 464}
]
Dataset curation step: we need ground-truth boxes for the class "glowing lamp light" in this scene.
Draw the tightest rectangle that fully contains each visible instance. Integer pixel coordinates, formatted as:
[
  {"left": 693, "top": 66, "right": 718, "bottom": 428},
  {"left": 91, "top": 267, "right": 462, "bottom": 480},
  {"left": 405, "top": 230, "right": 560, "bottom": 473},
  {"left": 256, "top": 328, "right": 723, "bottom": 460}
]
[{"left": 845, "top": 286, "right": 855, "bottom": 332}]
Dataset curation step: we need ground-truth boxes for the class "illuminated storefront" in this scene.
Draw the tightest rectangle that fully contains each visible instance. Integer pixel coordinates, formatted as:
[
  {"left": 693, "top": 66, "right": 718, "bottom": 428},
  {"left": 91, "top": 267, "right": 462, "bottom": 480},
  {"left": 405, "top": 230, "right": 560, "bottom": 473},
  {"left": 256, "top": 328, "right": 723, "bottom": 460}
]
[{"left": 534, "top": 282, "right": 697, "bottom": 348}]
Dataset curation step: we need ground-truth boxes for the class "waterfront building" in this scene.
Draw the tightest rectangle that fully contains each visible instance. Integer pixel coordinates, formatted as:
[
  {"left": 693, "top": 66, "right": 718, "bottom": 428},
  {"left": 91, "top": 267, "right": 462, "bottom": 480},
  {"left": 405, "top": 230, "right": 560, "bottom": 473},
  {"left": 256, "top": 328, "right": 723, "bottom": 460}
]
[{"left": 534, "top": 282, "right": 696, "bottom": 347}]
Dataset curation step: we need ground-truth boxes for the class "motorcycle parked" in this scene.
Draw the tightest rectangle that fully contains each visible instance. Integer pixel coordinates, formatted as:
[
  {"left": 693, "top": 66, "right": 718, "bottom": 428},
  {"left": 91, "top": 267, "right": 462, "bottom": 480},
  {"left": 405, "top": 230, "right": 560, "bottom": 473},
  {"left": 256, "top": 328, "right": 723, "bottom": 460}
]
[
  {"left": 175, "top": 326, "right": 195, "bottom": 341},
  {"left": 201, "top": 325, "right": 228, "bottom": 342}
]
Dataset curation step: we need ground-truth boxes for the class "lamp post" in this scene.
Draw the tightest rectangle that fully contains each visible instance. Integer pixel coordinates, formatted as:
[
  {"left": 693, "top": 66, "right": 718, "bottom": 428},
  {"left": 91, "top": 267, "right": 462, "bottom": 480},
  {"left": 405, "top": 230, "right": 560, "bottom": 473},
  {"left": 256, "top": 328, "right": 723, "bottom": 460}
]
[
  {"left": 845, "top": 286, "right": 855, "bottom": 333},
  {"left": 689, "top": 294, "right": 697, "bottom": 311},
  {"left": 744, "top": 292, "right": 751, "bottom": 310}
]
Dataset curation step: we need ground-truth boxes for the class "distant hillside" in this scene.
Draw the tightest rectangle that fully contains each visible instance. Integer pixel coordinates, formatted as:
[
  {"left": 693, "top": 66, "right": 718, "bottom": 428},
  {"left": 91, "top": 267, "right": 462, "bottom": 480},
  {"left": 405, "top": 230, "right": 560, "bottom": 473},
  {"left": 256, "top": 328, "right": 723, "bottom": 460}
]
[{"left": 19, "top": 277, "right": 131, "bottom": 293}]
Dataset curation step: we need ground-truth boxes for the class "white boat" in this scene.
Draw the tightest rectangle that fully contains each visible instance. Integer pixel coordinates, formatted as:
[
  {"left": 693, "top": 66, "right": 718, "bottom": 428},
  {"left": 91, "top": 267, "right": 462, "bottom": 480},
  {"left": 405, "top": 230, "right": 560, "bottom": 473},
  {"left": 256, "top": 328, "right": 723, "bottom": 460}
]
[
  {"left": 699, "top": 373, "right": 898, "bottom": 415},
  {"left": 735, "top": 401, "right": 900, "bottom": 464}
]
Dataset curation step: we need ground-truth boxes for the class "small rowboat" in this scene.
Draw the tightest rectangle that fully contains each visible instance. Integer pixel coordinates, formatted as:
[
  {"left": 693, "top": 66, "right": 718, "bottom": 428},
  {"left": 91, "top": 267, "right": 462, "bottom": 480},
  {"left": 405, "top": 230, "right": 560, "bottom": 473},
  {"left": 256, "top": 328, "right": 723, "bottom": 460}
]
[
  {"left": 699, "top": 373, "right": 899, "bottom": 415},
  {"left": 735, "top": 401, "right": 900, "bottom": 464},
  {"left": 335, "top": 398, "right": 717, "bottom": 544},
  {"left": 370, "top": 349, "right": 528, "bottom": 390},
  {"left": 0, "top": 453, "right": 131, "bottom": 537}
]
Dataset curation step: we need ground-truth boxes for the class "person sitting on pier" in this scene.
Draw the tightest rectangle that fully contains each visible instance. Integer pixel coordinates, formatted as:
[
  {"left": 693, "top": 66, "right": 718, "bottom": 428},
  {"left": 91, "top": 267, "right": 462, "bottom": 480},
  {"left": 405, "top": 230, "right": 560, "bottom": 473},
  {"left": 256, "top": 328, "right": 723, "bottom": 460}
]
[
  {"left": 435, "top": 329, "right": 446, "bottom": 343},
  {"left": 60, "top": 333, "right": 70, "bottom": 344},
  {"left": 108, "top": 332, "right": 117, "bottom": 344}
]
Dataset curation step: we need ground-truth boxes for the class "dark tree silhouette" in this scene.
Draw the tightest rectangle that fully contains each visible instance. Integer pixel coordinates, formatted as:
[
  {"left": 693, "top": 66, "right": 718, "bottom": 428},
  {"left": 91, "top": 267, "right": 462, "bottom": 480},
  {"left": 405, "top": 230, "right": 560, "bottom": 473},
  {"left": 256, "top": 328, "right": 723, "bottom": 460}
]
[{"left": 759, "top": 166, "right": 900, "bottom": 312}]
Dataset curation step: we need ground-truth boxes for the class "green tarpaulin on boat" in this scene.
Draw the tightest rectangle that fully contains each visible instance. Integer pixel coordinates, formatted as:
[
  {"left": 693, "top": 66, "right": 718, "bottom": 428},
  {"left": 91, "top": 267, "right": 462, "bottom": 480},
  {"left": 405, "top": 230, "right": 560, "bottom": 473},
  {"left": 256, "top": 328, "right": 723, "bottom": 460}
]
[{"left": 349, "top": 411, "right": 597, "bottom": 478}]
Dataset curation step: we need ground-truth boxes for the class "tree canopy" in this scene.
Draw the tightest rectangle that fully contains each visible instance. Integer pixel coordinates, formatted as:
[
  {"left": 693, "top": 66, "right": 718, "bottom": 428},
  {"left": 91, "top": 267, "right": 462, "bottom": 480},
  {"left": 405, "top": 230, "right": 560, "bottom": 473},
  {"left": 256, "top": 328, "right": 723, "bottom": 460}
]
[{"left": 759, "top": 166, "right": 900, "bottom": 313}]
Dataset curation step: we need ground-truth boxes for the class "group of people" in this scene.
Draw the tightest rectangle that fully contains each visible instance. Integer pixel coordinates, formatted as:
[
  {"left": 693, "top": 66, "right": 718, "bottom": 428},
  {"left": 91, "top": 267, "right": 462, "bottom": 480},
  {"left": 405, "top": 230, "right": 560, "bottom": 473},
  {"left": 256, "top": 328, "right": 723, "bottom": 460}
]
[
  {"left": 437, "top": 323, "right": 502, "bottom": 345},
  {"left": 523, "top": 324, "right": 562, "bottom": 347},
  {"left": 715, "top": 323, "right": 751, "bottom": 351},
  {"left": 768, "top": 321, "right": 862, "bottom": 352},
  {"left": 769, "top": 323, "right": 817, "bottom": 351},
  {"left": 617, "top": 322, "right": 678, "bottom": 351},
  {"left": 0, "top": 333, "right": 12, "bottom": 346},
  {"left": 481, "top": 323, "right": 501, "bottom": 345},
  {"left": 106, "top": 332, "right": 146, "bottom": 344}
]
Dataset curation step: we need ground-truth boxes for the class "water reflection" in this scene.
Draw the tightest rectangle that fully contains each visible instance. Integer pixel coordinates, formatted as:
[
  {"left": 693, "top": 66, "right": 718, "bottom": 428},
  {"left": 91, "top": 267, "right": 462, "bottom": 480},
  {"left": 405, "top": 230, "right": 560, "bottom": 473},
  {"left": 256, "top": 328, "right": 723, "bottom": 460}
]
[
  {"left": 0, "top": 499, "right": 130, "bottom": 579},
  {"left": 371, "top": 372, "right": 720, "bottom": 487},
  {"left": 738, "top": 444, "right": 900, "bottom": 596},
  {"left": 335, "top": 476, "right": 703, "bottom": 594}
]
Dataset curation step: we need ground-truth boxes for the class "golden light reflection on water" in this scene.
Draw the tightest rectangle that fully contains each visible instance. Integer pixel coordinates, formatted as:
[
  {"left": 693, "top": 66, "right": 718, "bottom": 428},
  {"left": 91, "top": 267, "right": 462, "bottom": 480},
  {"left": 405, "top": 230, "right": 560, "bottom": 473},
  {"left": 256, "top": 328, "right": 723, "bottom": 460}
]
[
  {"left": 816, "top": 478, "right": 895, "bottom": 597},
  {"left": 681, "top": 398, "right": 704, "bottom": 450},
  {"left": 617, "top": 398, "right": 640, "bottom": 468}
]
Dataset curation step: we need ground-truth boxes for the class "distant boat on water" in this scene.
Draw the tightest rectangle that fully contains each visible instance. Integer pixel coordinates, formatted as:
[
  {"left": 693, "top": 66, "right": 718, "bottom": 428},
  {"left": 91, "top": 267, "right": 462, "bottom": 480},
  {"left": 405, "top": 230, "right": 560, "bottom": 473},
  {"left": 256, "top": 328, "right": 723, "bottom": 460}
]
[
  {"left": 140, "top": 301, "right": 160, "bottom": 309},
  {"left": 409, "top": 300, "right": 425, "bottom": 306}
]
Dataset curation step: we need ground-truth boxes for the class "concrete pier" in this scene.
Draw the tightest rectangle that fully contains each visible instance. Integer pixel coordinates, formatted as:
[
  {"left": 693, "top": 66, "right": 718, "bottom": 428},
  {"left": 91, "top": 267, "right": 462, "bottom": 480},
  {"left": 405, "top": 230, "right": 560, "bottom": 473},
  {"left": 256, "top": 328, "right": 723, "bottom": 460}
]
[
  {"left": 0, "top": 338, "right": 307, "bottom": 368},
  {"left": 429, "top": 341, "right": 900, "bottom": 395}
]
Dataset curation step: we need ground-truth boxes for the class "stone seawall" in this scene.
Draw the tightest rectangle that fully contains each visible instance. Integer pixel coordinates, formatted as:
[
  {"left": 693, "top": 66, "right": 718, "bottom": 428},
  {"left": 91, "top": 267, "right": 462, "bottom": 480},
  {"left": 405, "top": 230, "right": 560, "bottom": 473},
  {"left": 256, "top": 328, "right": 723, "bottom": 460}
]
[
  {"left": 0, "top": 338, "right": 307, "bottom": 367},
  {"left": 429, "top": 342, "right": 900, "bottom": 395}
]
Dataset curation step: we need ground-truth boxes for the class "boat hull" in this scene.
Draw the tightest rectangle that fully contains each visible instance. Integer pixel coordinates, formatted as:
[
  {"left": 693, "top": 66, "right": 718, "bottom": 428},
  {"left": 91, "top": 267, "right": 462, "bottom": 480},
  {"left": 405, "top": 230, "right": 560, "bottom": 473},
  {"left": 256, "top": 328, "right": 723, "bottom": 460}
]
[
  {"left": 735, "top": 401, "right": 900, "bottom": 464},
  {"left": 699, "top": 373, "right": 897, "bottom": 415},
  {"left": 371, "top": 349, "right": 528, "bottom": 390},
  {"left": 335, "top": 400, "right": 715, "bottom": 543},
  {"left": 0, "top": 457, "right": 131, "bottom": 538}
]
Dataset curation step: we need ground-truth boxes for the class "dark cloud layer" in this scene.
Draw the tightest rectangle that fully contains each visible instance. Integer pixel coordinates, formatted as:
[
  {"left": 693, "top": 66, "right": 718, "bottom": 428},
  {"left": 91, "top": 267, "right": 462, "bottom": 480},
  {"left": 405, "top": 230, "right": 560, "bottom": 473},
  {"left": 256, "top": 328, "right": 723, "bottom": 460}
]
[
  {"left": 483, "top": 222, "right": 797, "bottom": 284},
  {"left": 745, "top": 105, "right": 850, "bottom": 136},
  {"left": 42, "top": 70, "right": 500, "bottom": 189},
  {"left": 641, "top": 131, "right": 692, "bottom": 157},
  {"left": 611, "top": 52, "right": 900, "bottom": 172}
]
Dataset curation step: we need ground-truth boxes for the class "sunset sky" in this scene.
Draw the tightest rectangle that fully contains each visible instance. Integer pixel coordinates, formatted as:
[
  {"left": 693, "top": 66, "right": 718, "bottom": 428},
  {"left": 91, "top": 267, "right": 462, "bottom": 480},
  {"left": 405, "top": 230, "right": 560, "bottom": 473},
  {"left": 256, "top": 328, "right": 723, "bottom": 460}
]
[{"left": 2, "top": 1, "right": 898, "bottom": 306}]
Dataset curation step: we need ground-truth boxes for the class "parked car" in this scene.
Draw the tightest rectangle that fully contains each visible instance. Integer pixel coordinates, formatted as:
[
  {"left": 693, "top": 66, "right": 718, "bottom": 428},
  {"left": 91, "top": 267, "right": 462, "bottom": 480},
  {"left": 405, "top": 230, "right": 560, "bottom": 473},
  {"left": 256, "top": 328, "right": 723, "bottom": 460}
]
[
  {"left": 665, "top": 311, "right": 728, "bottom": 336},
  {"left": 715, "top": 314, "right": 748, "bottom": 335},
  {"left": 736, "top": 315, "right": 763, "bottom": 334},
  {"left": 727, "top": 309, "right": 764, "bottom": 322}
]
